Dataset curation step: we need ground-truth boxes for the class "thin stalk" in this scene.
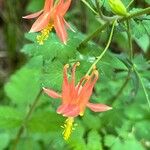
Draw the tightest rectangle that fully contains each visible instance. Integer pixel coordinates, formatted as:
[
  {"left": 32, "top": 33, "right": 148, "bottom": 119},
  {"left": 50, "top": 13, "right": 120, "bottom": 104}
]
[
  {"left": 134, "top": 67, "right": 150, "bottom": 109},
  {"left": 127, "top": 0, "right": 134, "bottom": 9},
  {"left": 95, "top": 0, "right": 118, "bottom": 22},
  {"left": 86, "top": 20, "right": 116, "bottom": 75},
  {"left": 81, "top": 0, "right": 98, "bottom": 14},
  {"left": 78, "top": 22, "right": 110, "bottom": 49},
  {"left": 78, "top": 7, "right": 150, "bottom": 49},
  {"left": 12, "top": 90, "right": 42, "bottom": 150},
  {"left": 120, "top": 7, "right": 150, "bottom": 22},
  {"left": 108, "top": 70, "right": 131, "bottom": 105},
  {"left": 126, "top": 19, "right": 133, "bottom": 60}
]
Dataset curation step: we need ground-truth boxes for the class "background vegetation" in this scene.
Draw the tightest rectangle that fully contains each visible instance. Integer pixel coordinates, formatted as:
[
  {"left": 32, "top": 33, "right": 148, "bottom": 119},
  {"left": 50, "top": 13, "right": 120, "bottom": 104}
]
[{"left": 0, "top": 0, "right": 150, "bottom": 150}]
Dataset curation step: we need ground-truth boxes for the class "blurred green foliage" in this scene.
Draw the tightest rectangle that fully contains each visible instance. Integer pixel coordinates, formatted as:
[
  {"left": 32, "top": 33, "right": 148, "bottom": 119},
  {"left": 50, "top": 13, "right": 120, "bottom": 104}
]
[{"left": 0, "top": 0, "right": 150, "bottom": 150}]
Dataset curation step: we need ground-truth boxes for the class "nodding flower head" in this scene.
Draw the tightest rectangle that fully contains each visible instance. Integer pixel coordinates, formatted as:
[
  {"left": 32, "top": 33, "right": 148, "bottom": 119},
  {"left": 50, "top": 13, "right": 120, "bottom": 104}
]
[
  {"left": 43, "top": 62, "right": 112, "bottom": 140},
  {"left": 23, "top": 0, "right": 74, "bottom": 44}
]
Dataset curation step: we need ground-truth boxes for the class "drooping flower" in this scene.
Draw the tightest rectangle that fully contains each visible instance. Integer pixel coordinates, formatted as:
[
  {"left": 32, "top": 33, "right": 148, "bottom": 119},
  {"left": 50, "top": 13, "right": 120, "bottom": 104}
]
[
  {"left": 23, "top": 0, "right": 74, "bottom": 45},
  {"left": 43, "top": 62, "right": 112, "bottom": 140}
]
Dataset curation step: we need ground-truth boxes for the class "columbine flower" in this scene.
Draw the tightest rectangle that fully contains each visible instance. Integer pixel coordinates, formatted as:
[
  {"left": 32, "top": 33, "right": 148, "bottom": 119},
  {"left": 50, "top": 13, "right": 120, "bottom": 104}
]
[
  {"left": 23, "top": 0, "right": 74, "bottom": 45},
  {"left": 43, "top": 62, "right": 112, "bottom": 140}
]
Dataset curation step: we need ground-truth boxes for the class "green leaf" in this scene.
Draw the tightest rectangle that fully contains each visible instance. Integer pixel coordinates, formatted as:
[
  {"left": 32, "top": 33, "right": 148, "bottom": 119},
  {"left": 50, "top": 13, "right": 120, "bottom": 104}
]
[
  {"left": 26, "top": 0, "right": 43, "bottom": 12},
  {"left": 82, "top": 111, "right": 101, "bottom": 130},
  {"left": 124, "top": 104, "right": 149, "bottom": 120},
  {"left": 68, "top": 121, "right": 86, "bottom": 150},
  {"left": 135, "top": 120, "right": 150, "bottom": 140},
  {"left": 22, "top": 31, "right": 81, "bottom": 62},
  {"left": 41, "top": 60, "right": 63, "bottom": 90},
  {"left": 4, "top": 56, "right": 42, "bottom": 105},
  {"left": 110, "top": 135, "right": 145, "bottom": 150},
  {"left": 104, "top": 134, "right": 117, "bottom": 147},
  {"left": 0, "top": 133, "right": 10, "bottom": 149},
  {"left": 0, "top": 106, "right": 24, "bottom": 129},
  {"left": 27, "top": 110, "right": 64, "bottom": 133},
  {"left": 87, "top": 130, "right": 102, "bottom": 150},
  {"left": 15, "top": 138, "right": 41, "bottom": 150}
]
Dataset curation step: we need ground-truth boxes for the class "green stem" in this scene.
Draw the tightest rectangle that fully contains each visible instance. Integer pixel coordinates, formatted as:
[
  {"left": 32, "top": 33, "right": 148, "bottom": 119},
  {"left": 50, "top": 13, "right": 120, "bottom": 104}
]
[
  {"left": 78, "top": 22, "right": 110, "bottom": 49},
  {"left": 120, "top": 7, "right": 150, "bottom": 22},
  {"left": 86, "top": 20, "right": 116, "bottom": 75},
  {"left": 134, "top": 67, "right": 150, "bottom": 109},
  {"left": 78, "top": 7, "right": 150, "bottom": 49},
  {"left": 12, "top": 90, "right": 42, "bottom": 150},
  {"left": 81, "top": 0, "right": 98, "bottom": 14},
  {"left": 95, "top": 0, "right": 118, "bottom": 22},
  {"left": 127, "top": 0, "right": 134, "bottom": 9},
  {"left": 126, "top": 19, "right": 133, "bottom": 60},
  {"left": 108, "top": 70, "right": 131, "bottom": 105}
]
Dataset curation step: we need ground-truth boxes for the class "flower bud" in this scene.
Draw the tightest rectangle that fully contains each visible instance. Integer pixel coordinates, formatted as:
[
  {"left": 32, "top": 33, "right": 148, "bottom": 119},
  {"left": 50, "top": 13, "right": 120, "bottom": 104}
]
[{"left": 108, "top": 0, "right": 128, "bottom": 16}]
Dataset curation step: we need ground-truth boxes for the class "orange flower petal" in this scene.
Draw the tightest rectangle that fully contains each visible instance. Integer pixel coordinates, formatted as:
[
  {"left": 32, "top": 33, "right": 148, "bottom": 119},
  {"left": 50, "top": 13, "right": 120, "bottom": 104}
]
[
  {"left": 22, "top": 10, "right": 43, "bottom": 19},
  {"left": 57, "top": 104, "right": 68, "bottom": 114},
  {"left": 54, "top": 15, "right": 67, "bottom": 44},
  {"left": 44, "top": 0, "right": 53, "bottom": 12},
  {"left": 29, "top": 12, "right": 51, "bottom": 32},
  {"left": 58, "top": 0, "right": 71, "bottom": 16},
  {"left": 87, "top": 102, "right": 112, "bottom": 112},
  {"left": 62, "top": 105, "right": 80, "bottom": 117},
  {"left": 43, "top": 87, "right": 61, "bottom": 98},
  {"left": 69, "top": 62, "right": 80, "bottom": 99},
  {"left": 77, "top": 70, "right": 99, "bottom": 112},
  {"left": 62, "top": 64, "right": 70, "bottom": 104}
]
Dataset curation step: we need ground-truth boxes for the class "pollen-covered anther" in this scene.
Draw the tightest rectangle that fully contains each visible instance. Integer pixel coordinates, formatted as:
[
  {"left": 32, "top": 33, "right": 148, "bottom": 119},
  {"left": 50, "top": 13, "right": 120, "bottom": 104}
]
[
  {"left": 62, "top": 117, "right": 74, "bottom": 140},
  {"left": 36, "top": 23, "right": 54, "bottom": 45}
]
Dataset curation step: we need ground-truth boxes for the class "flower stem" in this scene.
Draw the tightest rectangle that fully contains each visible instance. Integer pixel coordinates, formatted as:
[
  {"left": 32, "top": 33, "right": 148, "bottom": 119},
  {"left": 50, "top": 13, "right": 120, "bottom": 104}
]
[
  {"left": 78, "top": 7, "right": 150, "bottom": 49},
  {"left": 81, "top": 0, "right": 98, "bottom": 14},
  {"left": 86, "top": 20, "right": 117, "bottom": 75},
  {"left": 108, "top": 70, "right": 131, "bottom": 105},
  {"left": 78, "top": 22, "right": 110, "bottom": 49},
  {"left": 127, "top": 0, "right": 134, "bottom": 9},
  {"left": 126, "top": 19, "right": 133, "bottom": 60},
  {"left": 12, "top": 89, "right": 42, "bottom": 150},
  {"left": 134, "top": 67, "right": 150, "bottom": 109},
  {"left": 119, "top": 7, "right": 150, "bottom": 22},
  {"left": 95, "top": 0, "right": 118, "bottom": 22}
]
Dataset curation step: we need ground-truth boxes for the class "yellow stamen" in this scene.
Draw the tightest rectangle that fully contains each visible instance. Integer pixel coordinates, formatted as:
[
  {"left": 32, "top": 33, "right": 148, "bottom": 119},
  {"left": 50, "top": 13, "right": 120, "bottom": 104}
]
[
  {"left": 36, "top": 23, "right": 54, "bottom": 45},
  {"left": 62, "top": 117, "right": 74, "bottom": 140}
]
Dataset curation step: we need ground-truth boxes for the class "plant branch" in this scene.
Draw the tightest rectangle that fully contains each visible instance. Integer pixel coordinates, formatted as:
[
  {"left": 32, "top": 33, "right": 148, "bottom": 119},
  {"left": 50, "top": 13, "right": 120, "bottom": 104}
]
[
  {"left": 108, "top": 70, "right": 131, "bottom": 105},
  {"left": 86, "top": 20, "right": 116, "bottom": 75},
  {"left": 12, "top": 89, "right": 42, "bottom": 150},
  {"left": 134, "top": 67, "right": 150, "bottom": 109},
  {"left": 127, "top": 0, "right": 134, "bottom": 9},
  {"left": 119, "top": 7, "right": 150, "bottom": 22},
  {"left": 95, "top": 0, "right": 118, "bottom": 22},
  {"left": 78, "top": 7, "right": 150, "bottom": 49},
  {"left": 78, "top": 22, "right": 110, "bottom": 49},
  {"left": 126, "top": 19, "right": 133, "bottom": 60},
  {"left": 81, "top": 0, "right": 98, "bottom": 14}
]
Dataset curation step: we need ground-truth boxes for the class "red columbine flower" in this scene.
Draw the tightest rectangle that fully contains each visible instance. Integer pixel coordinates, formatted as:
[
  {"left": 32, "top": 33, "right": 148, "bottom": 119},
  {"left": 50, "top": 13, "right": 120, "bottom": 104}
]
[
  {"left": 43, "top": 62, "right": 112, "bottom": 140},
  {"left": 23, "top": 0, "right": 73, "bottom": 44}
]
